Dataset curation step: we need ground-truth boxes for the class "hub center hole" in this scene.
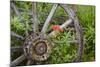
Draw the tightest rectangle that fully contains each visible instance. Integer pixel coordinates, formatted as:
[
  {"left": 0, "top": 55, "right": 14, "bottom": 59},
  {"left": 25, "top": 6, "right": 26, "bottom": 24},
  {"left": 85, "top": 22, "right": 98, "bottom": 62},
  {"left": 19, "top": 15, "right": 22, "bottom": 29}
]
[{"left": 34, "top": 41, "right": 47, "bottom": 55}]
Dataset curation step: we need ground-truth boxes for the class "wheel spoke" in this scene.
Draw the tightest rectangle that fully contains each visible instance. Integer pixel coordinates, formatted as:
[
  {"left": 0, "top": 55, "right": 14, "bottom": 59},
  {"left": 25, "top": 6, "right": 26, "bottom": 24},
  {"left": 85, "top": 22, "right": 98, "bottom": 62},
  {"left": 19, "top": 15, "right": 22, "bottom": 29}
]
[
  {"left": 25, "top": 21, "right": 29, "bottom": 36},
  {"left": 49, "top": 19, "right": 72, "bottom": 37},
  {"left": 11, "top": 46, "right": 23, "bottom": 53},
  {"left": 27, "top": 60, "right": 32, "bottom": 65},
  {"left": 32, "top": 2, "right": 39, "bottom": 32},
  {"left": 11, "top": 31, "right": 24, "bottom": 40},
  {"left": 41, "top": 4, "right": 58, "bottom": 33},
  {"left": 10, "top": 54, "right": 26, "bottom": 67},
  {"left": 11, "top": 2, "right": 20, "bottom": 16}
]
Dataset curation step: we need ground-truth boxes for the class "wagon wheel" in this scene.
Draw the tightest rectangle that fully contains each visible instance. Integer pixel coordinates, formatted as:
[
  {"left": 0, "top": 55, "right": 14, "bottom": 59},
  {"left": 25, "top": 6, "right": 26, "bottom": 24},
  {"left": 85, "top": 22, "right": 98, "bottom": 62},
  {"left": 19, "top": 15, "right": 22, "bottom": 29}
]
[{"left": 11, "top": 2, "right": 84, "bottom": 67}]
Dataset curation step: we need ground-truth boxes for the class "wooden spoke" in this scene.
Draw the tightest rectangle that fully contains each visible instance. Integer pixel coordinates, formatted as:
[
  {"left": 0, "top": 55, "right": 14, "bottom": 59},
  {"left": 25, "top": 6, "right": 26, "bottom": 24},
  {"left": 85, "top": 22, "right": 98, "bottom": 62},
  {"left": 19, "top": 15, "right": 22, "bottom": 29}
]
[
  {"left": 41, "top": 4, "right": 58, "bottom": 33},
  {"left": 11, "top": 54, "right": 26, "bottom": 67},
  {"left": 11, "top": 31, "right": 24, "bottom": 40},
  {"left": 25, "top": 21, "right": 29, "bottom": 36},
  {"left": 32, "top": 2, "right": 39, "bottom": 32},
  {"left": 11, "top": 46, "right": 23, "bottom": 53},
  {"left": 26, "top": 60, "right": 33, "bottom": 65},
  {"left": 11, "top": 2, "right": 20, "bottom": 16}
]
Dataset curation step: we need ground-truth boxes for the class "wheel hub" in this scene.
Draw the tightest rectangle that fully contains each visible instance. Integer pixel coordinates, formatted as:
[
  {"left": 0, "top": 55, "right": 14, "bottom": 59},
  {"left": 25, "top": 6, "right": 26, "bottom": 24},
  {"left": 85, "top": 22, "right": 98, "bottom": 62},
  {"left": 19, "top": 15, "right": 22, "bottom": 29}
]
[{"left": 23, "top": 33, "right": 52, "bottom": 61}]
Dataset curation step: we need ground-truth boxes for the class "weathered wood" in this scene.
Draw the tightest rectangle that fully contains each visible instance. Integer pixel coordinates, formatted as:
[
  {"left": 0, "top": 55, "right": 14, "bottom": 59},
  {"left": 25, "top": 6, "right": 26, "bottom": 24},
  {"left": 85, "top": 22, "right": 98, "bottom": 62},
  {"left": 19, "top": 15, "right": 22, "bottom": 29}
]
[
  {"left": 11, "top": 54, "right": 26, "bottom": 67},
  {"left": 25, "top": 21, "right": 29, "bottom": 36},
  {"left": 27, "top": 60, "right": 33, "bottom": 65},
  {"left": 11, "top": 46, "right": 23, "bottom": 53},
  {"left": 32, "top": 2, "right": 39, "bottom": 32},
  {"left": 60, "top": 4, "right": 84, "bottom": 61},
  {"left": 11, "top": 31, "right": 24, "bottom": 40},
  {"left": 41, "top": 4, "right": 58, "bottom": 33},
  {"left": 27, "top": 60, "right": 31, "bottom": 65},
  {"left": 11, "top": 2, "right": 20, "bottom": 16},
  {"left": 49, "top": 19, "right": 72, "bottom": 37},
  {"left": 60, "top": 4, "right": 76, "bottom": 19}
]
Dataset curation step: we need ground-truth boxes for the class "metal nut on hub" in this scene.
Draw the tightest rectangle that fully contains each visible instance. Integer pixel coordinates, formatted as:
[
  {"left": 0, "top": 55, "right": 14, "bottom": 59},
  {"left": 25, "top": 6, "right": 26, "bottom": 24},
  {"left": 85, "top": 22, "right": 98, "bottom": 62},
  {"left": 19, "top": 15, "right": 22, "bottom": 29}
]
[{"left": 23, "top": 34, "right": 52, "bottom": 61}]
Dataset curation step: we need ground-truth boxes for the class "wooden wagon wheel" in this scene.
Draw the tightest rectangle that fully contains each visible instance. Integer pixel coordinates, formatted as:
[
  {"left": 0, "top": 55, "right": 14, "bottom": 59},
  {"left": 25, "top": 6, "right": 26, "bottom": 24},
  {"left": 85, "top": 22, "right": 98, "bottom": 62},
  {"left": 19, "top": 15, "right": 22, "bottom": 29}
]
[{"left": 10, "top": 2, "right": 84, "bottom": 67}]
